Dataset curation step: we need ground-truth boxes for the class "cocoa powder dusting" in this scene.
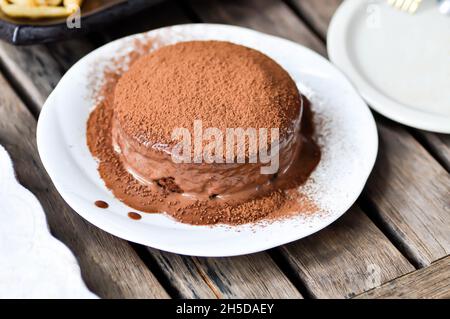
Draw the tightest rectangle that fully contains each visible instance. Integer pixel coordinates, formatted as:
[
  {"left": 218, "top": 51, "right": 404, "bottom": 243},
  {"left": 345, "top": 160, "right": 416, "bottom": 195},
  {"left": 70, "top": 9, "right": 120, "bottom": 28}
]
[
  {"left": 87, "top": 39, "right": 321, "bottom": 226},
  {"left": 114, "top": 41, "right": 301, "bottom": 146}
]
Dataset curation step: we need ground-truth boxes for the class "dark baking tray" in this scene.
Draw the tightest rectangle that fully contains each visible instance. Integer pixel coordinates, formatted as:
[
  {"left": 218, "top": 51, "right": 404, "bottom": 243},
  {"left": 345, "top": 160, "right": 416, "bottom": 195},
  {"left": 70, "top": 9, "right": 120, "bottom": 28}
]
[{"left": 0, "top": 0, "right": 164, "bottom": 45}]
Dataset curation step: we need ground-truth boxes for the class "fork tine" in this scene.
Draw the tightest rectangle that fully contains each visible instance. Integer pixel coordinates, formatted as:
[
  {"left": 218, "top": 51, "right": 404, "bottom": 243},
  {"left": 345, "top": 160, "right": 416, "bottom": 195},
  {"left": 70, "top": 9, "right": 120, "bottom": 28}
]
[
  {"left": 387, "top": 0, "right": 422, "bottom": 14},
  {"left": 408, "top": 0, "right": 422, "bottom": 13},
  {"left": 395, "top": 0, "right": 406, "bottom": 9},
  {"left": 401, "top": 0, "right": 413, "bottom": 11}
]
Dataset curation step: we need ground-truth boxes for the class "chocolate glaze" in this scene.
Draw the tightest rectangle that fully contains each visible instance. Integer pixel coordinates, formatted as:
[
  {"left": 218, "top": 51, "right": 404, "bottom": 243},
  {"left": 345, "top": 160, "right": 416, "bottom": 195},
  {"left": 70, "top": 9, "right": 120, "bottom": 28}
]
[
  {"left": 128, "top": 212, "right": 142, "bottom": 220},
  {"left": 111, "top": 102, "right": 303, "bottom": 203},
  {"left": 95, "top": 200, "right": 109, "bottom": 209}
]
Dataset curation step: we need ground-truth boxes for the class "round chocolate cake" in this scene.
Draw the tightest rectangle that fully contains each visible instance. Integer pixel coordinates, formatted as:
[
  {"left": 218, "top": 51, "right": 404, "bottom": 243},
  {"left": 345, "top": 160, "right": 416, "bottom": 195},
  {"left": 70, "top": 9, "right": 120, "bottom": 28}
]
[
  {"left": 88, "top": 39, "right": 321, "bottom": 225},
  {"left": 112, "top": 40, "right": 303, "bottom": 201}
]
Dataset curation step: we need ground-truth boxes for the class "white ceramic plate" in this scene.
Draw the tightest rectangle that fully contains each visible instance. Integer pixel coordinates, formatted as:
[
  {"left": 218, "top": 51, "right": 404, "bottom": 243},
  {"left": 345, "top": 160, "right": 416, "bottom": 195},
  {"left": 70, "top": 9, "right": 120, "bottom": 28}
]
[
  {"left": 37, "top": 24, "right": 378, "bottom": 257},
  {"left": 328, "top": 0, "right": 450, "bottom": 133}
]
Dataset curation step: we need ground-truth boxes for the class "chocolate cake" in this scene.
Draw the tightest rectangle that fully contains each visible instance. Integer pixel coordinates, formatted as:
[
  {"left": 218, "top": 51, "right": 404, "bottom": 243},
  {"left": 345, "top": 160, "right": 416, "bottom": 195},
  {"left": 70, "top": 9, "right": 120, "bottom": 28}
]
[
  {"left": 87, "top": 40, "right": 321, "bottom": 225},
  {"left": 112, "top": 40, "right": 303, "bottom": 201}
]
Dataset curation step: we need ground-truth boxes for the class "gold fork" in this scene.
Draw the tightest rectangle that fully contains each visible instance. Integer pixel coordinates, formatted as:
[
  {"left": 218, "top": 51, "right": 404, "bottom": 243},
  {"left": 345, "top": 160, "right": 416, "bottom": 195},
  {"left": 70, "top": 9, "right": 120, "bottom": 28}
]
[{"left": 387, "top": 0, "right": 423, "bottom": 14}]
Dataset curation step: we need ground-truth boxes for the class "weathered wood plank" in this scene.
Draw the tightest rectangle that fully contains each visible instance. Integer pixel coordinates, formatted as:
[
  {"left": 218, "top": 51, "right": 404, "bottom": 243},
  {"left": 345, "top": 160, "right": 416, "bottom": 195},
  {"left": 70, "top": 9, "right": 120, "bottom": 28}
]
[
  {"left": 0, "top": 39, "right": 93, "bottom": 115},
  {"left": 281, "top": 207, "right": 414, "bottom": 298},
  {"left": 148, "top": 249, "right": 217, "bottom": 298},
  {"left": 46, "top": 39, "right": 96, "bottom": 71},
  {"left": 366, "top": 119, "right": 450, "bottom": 267},
  {"left": 356, "top": 256, "right": 450, "bottom": 299},
  {"left": 188, "top": 0, "right": 415, "bottom": 298},
  {"left": 188, "top": 0, "right": 326, "bottom": 56},
  {"left": 150, "top": 249, "right": 302, "bottom": 298},
  {"left": 0, "top": 43, "right": 62, "bottom": 113},
  {"left": 0, "top": 72, "right": 169, "bottom": 299},
  {"left": 284, "top": 0, "right": 450, "bottom": 267},
  {"left": 288, "top": 0, "right": 342, "bottom": 37},
  {"left": 415, "top": 131, "right": 450, "bottom": 172},
  {"left": 0, "top": 2, "right": 302, "bottom": 299},
  {"left": 195, "top": 255, "right": 302, "bottom": 298},
  {"left": 98, "top": 0, "right": 190, "bottom": 42}
]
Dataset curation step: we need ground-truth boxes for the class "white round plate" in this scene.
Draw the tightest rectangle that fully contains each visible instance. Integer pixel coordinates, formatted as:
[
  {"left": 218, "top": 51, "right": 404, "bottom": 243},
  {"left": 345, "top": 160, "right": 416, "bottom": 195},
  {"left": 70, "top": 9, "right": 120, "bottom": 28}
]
[
  {"left": 37, "top": 24, "right": 378, "bottom": 257},
  {"left": 328, "top": 0, "right": 450, "bottom": 133}
]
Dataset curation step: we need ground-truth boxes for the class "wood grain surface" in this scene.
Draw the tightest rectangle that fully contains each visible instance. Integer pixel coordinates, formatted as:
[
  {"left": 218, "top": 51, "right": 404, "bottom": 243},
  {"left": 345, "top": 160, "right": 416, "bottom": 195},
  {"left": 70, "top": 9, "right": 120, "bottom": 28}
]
[
  {"left": 189, "top": 0, "right": 326, "bottom": 55},
  {"left": 366, "top": 120, "right": 450, "bottom": 267},
  {"left": 281, "top": 207, "right": 413, "bottom": 298},
  {"left": 416, "top": 131, "right": 450, "bottom": 172},
  {"left": 356, "top": 256, "right": 450, "bottom": 299},
  {"left": 0, "top": 43, "right": 62, "bottom": 113},
  {"left": 151, "top": 249, "right": 303, "bottom": 298},
  {"left": 287, "top": 0, "right": 342, "bottom": 38}
]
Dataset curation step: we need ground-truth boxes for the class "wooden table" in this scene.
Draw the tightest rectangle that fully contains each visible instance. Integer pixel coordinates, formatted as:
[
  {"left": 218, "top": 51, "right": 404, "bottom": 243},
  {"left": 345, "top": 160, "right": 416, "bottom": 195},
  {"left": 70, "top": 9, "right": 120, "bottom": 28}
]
[{"left": 0, "top": 0, "right": 448, "bottom": 299}]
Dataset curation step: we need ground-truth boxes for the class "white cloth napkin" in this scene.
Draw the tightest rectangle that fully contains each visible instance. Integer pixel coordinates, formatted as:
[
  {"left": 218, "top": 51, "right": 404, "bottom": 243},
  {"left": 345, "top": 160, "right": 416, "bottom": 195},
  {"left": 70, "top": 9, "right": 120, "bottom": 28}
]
[{"left": 0, "top": 145, "right": 97, "bottom": 299}]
